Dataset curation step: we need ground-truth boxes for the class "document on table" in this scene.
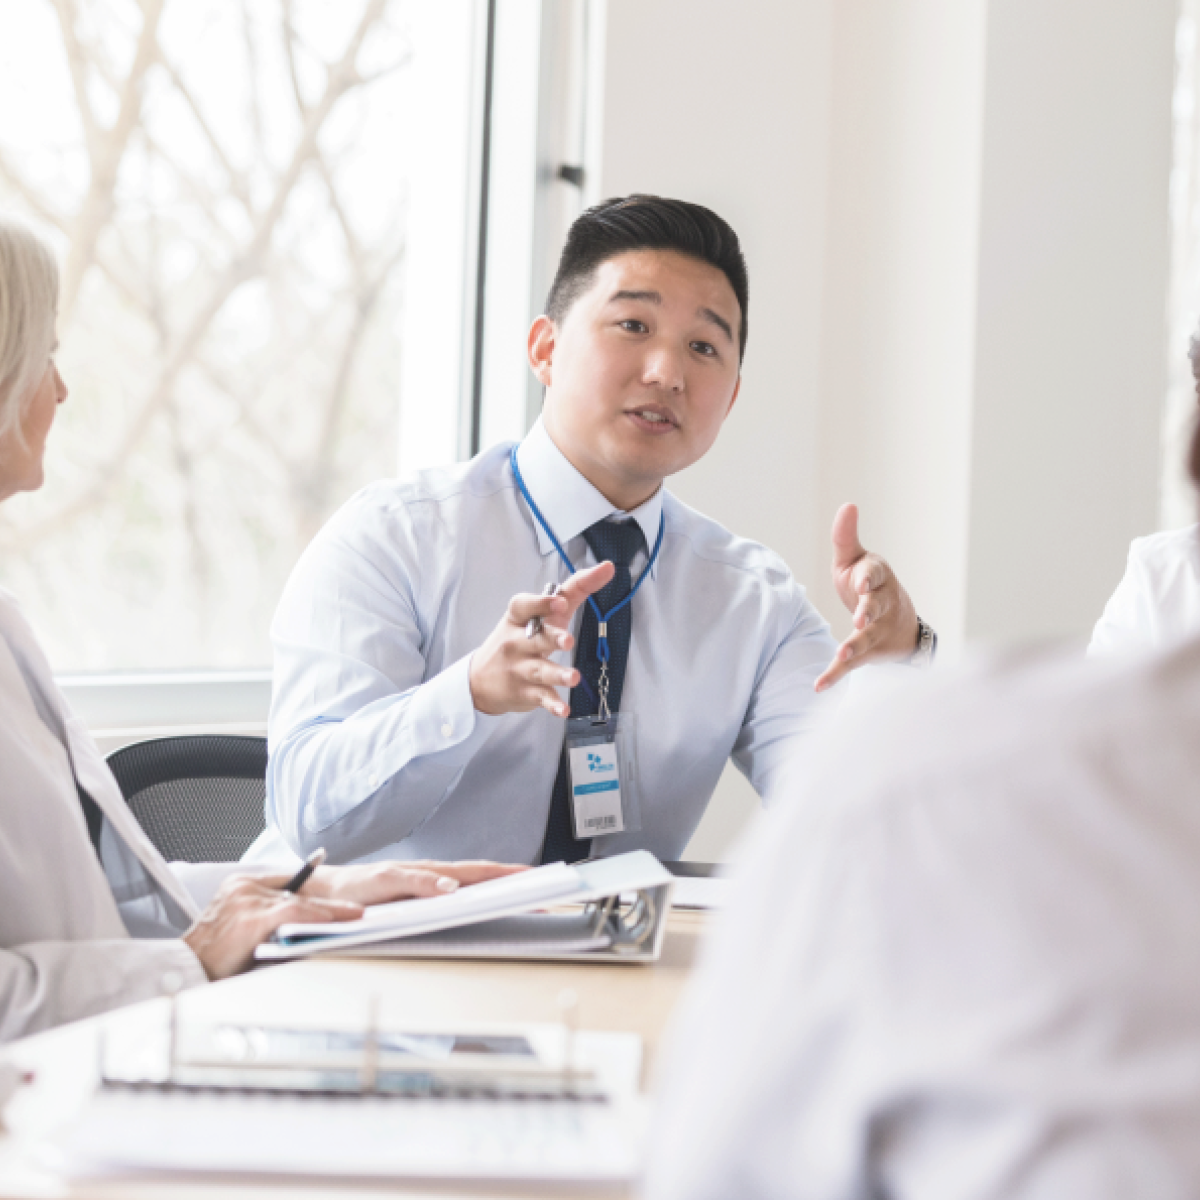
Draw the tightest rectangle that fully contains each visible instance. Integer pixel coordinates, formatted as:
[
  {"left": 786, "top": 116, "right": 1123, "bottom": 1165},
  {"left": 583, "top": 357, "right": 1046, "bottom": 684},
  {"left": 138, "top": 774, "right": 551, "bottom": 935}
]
[{"left": 275, "top": 860, "right": 582, "bottom": 944}]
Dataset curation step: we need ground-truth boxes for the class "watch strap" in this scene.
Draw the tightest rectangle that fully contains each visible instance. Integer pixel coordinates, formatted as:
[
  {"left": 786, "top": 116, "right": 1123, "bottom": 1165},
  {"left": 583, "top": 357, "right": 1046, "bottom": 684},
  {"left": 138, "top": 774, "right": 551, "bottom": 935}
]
[{"left": 908, "top": 617, "right": 937, "bottom": 668}]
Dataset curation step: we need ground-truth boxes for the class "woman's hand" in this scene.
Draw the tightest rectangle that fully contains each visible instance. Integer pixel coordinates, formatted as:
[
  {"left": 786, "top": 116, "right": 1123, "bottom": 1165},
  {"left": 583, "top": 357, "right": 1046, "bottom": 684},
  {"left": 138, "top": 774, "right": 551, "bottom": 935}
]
[
  {"left": 182, "top": 875, "right": 364, "bottom": 981},
  {"left": 182, "top": 859, "right": 528, "bottom": 981},
  {"left": 302, "top": 859, "right": 529, "bottom": 905}
]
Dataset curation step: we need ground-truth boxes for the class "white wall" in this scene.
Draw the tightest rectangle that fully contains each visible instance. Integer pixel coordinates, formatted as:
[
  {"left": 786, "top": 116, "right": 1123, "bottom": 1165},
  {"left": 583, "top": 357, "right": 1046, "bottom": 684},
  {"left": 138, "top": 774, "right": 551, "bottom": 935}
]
[
  {"left": 812, "top": 0, "right": 988, "bottom": 656},
  {"left": 599, "top": 0, "right": 835, "bottom": 860},
  {"left": 812, "top": 0, "right": 1175, "bottom": 652},
  {"left": 965, "top": 0, "right": 1175, "bottom": 644},
  {"left": 599, "top": 0, "right": 832, "bottom": 589},
  {"left": 596, "top": 0, "right": 1177, "bottom": 859}
]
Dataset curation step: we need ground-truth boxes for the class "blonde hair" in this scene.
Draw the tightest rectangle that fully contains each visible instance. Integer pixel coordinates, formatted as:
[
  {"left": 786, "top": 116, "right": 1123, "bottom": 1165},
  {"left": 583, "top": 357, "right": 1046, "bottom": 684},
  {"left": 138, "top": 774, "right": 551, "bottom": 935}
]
[{"left": 0, "top": 215, "right": 59, "bottom": 443}]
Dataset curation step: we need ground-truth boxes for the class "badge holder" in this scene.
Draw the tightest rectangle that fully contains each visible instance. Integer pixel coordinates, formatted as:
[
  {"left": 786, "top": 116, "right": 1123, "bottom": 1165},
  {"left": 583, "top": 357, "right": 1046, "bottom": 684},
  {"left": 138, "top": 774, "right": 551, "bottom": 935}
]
[{"left": 563, "top": 712, "right": 642, "bottom": 841}]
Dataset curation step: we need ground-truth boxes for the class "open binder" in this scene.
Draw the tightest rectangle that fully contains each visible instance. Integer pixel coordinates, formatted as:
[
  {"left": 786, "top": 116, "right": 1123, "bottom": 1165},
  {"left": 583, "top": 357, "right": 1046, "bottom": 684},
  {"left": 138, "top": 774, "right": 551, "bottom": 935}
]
[{"left": 255, "top": 849, "right": 675, "bottom": 964}]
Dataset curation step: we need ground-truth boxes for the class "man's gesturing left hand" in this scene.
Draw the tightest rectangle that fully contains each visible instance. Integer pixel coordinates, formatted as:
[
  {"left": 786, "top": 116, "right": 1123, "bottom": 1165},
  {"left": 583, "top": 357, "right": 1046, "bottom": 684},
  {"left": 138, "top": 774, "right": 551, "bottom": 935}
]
[{"left": 814, "top": 503, "right": 919, "bottom": 693}]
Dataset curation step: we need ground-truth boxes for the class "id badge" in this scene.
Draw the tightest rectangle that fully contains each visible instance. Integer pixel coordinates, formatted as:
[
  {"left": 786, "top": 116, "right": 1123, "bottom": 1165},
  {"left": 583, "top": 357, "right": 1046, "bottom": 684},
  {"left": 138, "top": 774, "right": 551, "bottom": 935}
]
[{"left": 564, "top": 713, "right": 639, "bottom": 841}]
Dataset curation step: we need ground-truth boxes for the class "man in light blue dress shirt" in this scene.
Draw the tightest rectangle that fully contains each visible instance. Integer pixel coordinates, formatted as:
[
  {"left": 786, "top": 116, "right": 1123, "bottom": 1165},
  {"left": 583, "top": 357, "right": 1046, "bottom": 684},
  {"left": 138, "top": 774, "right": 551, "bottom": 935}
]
[{"left": 247, "top": 195, "right": 931, "bottom": 868}]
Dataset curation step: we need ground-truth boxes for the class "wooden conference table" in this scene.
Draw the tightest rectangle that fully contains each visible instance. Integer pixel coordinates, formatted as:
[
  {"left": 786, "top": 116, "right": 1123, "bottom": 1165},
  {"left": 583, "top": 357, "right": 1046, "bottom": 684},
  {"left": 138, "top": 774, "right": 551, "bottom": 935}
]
[{"left": 0, "top": 909, "right": 709, "bottom": 1199}]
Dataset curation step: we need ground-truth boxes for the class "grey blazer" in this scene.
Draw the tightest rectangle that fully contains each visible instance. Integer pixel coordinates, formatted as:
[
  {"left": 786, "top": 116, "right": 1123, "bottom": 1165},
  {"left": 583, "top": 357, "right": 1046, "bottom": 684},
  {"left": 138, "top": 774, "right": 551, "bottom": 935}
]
[{"left": 0, "top": 588, "right": 237, "bottom": 1041}]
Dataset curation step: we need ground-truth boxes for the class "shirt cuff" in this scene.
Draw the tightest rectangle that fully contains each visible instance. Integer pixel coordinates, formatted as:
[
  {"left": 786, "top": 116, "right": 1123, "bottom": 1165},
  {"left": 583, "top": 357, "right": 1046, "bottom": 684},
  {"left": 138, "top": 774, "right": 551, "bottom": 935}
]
[{"left": 402, "top": 651, "right": 494, "bottom": 757}]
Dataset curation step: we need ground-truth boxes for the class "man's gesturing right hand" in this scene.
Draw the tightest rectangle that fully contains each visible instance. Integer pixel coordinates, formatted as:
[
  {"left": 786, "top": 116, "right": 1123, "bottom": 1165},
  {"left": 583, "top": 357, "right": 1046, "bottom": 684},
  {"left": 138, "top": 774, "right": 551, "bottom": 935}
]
[{"left": 469, "top": 562, "right": 615, "bottom": 718}]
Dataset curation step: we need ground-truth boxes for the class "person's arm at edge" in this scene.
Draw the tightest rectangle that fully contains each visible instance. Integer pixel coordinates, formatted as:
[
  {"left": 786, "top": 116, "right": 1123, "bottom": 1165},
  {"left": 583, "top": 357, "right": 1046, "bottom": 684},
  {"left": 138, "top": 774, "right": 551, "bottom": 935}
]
[
  {"left": 0, "top": 938, "right": 205, "bottom": 1043},
  {"left": 1087, "top": 538, "right": 1154, "bottom": 657}
]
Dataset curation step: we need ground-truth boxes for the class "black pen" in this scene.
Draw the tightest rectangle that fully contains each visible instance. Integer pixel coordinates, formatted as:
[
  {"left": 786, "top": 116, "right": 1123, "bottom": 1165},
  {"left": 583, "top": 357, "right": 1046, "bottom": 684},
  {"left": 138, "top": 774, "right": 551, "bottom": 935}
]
[{"left": 282, "top": 847, "right": 326, "bottom": 893}]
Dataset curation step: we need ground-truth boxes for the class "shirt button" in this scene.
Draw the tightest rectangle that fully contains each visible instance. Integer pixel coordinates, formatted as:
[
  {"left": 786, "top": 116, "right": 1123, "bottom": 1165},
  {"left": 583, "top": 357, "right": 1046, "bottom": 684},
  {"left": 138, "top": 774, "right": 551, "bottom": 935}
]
[
  {"left": 441, "top": 721, "right": 454, "bottom": 738},
  {"left": 367, "top": 773, "right": 378, "bottom": 788}
]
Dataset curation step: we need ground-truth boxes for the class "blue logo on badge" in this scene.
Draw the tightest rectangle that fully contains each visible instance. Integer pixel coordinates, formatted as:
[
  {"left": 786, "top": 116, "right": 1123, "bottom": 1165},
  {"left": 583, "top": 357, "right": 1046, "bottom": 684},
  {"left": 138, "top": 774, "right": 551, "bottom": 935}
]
[{"left": 586, "top": 752, "right": 615, "bottom": 774}]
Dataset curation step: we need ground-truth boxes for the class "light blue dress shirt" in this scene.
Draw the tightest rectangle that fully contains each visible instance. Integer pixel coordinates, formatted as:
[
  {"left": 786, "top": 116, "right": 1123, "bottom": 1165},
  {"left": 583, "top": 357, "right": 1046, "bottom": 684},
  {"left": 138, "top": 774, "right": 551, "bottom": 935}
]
[{"left": 246, "top": 419, "right": 838, "bottom": 867}]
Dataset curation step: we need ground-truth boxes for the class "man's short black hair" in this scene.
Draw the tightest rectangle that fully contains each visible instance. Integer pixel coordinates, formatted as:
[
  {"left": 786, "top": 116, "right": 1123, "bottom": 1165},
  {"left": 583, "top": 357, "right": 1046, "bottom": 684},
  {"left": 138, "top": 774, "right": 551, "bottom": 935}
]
[{"left": 545, "top": 194, "right": 749, "bottom": 363}]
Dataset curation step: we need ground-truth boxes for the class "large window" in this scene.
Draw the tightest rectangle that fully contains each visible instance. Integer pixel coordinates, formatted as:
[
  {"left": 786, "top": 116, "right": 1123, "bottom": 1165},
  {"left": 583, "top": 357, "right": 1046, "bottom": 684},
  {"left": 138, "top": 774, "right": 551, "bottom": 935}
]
[{"left": 0, "top": 0, "right": 596, "bottom": 677}]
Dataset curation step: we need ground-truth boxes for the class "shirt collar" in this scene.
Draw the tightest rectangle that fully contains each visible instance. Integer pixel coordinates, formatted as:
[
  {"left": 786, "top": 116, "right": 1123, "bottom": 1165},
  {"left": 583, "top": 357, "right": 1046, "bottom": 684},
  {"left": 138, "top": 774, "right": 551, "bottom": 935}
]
[{"left": 513, "top": 418, "right": 664, "bottom": 577}]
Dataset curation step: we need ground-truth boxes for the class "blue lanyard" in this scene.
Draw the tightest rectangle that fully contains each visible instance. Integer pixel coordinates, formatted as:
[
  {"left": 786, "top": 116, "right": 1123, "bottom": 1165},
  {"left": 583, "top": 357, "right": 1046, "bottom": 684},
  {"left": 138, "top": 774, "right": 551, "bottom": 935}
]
[{"left": 510, "top": 444, "right": 664, "bottom": 672}]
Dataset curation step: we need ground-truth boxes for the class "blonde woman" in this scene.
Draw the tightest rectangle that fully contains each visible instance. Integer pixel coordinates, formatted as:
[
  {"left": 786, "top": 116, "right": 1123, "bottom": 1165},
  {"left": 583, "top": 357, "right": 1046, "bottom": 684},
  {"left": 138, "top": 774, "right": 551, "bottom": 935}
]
[{"left": 0, "top": 216, "right": 520, "bottom": 1040}]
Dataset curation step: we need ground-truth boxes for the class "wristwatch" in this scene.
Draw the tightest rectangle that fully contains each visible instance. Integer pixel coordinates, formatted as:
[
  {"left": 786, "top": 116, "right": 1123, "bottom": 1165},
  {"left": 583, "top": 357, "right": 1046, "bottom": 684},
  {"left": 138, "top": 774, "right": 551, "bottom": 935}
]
[{"left": 907, "top": 616, "right": 937, "bottom": 668}]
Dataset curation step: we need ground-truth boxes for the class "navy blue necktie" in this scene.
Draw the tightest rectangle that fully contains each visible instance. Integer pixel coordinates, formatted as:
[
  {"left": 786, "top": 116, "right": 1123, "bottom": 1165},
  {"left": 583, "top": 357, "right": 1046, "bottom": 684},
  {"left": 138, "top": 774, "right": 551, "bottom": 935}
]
[{"left": 540, "top": 518, "right": 646, "bottom": 864}]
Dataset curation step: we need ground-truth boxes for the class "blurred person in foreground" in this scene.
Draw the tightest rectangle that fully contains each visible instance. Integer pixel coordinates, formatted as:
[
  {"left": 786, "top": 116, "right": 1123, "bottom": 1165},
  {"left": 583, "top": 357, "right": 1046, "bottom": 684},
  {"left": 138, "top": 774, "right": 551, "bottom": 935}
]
[
  {"left": 1089, "top": 332, "right": 1200, "bottom": 655},
  {"left": 0, "top": 215, "right": 522, "bottom": 1041},
  {"left": 645, "top": 422, "right": 1200, "bottom": 1196}
]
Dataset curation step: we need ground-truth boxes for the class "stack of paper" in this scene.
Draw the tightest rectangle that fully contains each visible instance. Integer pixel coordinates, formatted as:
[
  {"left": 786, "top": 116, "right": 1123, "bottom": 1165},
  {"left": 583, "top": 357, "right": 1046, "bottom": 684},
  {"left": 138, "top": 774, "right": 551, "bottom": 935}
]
[{"left": 273, "top": 861, "right": 582, "bottom": 948}]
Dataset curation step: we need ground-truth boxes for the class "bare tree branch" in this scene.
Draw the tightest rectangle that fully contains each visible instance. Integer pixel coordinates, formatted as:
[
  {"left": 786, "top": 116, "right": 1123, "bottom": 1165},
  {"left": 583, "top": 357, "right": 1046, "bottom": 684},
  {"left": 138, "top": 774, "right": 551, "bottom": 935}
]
[
  {"left": 0, "top": 141, "right": 149, "bottom": 326},
  {"left": 166, "top": 394, "right": 212, "bottom": 654},
  {"left": 157, "top": 54, "right": 253, "bottom": 211},
  {"left": 0, "top": 147, "right": 69, "bottom": 230},
  {"left": 189, "top": 355, "right": 298, "bottom": 473},
  {"left": 135, "top": 125, "right": 244, "bottom": 251},
  {"left": 9, "top": 0, "right": 394, "bottom": 548},
  {"left": 68, "top": 13, "right": 242, "bottom": 249},
  {"left": 293, "top": 239, "right": 405, "bottom": 537},
  {"left": 49, "top": 0, "right": 101, "bottom": 154},
  {"left": 281, "top": 0, "right": 362, "bottom": 268},
  {"left": 354, "top": 58, "right": 410, "bottom": 89},
  {"left": 58, "top": 0, "right": 166, "bottom": 324},
  {"left": 240, "top": 0, "right": 268, "bottom": 170}
]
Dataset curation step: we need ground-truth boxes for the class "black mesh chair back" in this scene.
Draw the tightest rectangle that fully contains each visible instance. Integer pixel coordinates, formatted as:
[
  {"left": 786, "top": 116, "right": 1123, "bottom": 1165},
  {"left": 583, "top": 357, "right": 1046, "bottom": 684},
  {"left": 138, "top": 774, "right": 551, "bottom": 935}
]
[{"left": 106, "top": 735, "right": 268, "bottom": 863}]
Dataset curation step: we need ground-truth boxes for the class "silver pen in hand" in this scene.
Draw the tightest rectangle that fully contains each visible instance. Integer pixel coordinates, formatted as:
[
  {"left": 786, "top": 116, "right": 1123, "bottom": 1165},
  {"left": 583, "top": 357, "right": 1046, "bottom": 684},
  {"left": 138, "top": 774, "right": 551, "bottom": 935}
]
[{"left": 526, "top": 582, "right": 561, "bottom": 639}]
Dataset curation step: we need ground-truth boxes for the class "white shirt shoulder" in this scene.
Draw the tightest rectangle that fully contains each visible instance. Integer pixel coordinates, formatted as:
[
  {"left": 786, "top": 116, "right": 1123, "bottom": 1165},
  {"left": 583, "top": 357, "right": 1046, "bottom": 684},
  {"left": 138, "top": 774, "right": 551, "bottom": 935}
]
[
  {"left": 658, "top": 490, "right": 797, "bottom": 585},
  {"left": 276, "top": 446, "right": 513, "bottom": 602},
  {"left": 1089, "top": 523, "right": 1200, "bottom": 655}
]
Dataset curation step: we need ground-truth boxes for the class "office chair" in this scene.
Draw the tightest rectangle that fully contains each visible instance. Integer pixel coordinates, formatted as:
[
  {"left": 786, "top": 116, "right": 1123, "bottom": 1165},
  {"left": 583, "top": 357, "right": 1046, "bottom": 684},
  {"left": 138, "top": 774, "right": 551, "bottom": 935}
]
[{"left": 105, "top": 735, "right": 268, "bottom": 863}]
